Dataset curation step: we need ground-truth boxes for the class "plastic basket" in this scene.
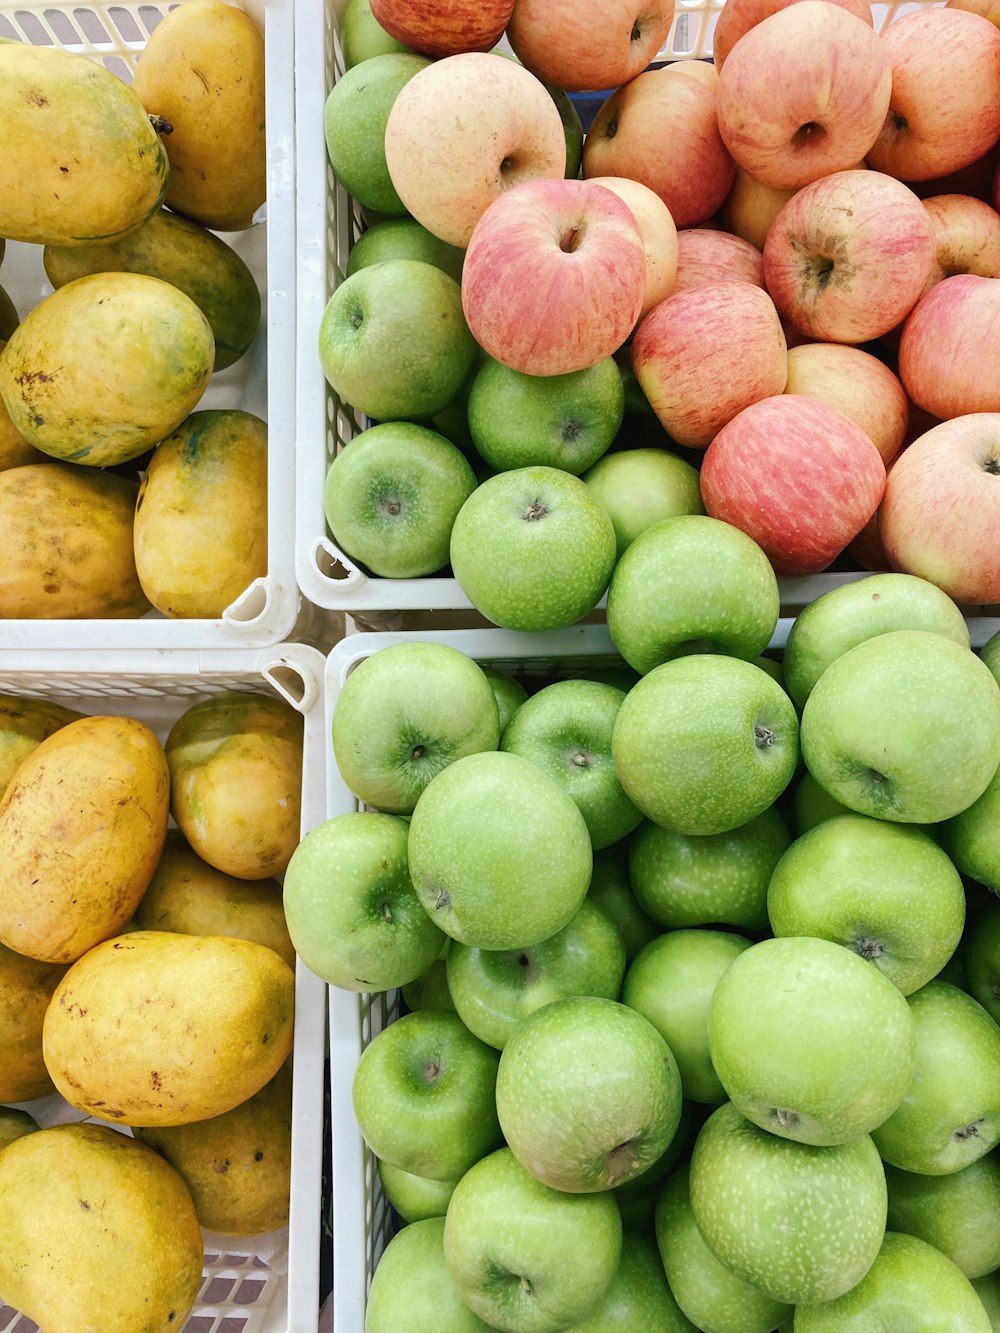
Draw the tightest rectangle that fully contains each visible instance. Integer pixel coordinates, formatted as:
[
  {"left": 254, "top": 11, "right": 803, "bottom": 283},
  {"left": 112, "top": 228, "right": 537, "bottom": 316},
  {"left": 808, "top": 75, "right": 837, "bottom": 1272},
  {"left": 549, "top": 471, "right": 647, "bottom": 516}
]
[
  {"left": 0, "top": 0, "right": 306, "bottom": 649},
  {"left": 0, "top": 642, "right": 330, "bottom": 1333}
]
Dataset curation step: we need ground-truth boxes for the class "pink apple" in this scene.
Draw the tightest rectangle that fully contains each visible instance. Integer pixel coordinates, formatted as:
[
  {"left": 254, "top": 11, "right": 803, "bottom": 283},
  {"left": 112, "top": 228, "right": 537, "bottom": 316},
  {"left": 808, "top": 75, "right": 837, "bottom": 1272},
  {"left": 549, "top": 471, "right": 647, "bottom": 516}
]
[
  {"left": 923, "top": 194, "right": 1000, "bottom": 290},
  {"left": 880, "top": 413, "right": 1000, "bottom": 605},
  {"left": 661, "top": 59, "right": 719, "bottom": 92},
  {"left": 715, "top": 2, "right": 891, "bottom": 190},
  {"left": 763, "top": 169, "right": 935, "bottom": 342},
  {"left": 631, "top": 281, "right": 787, "bottom": 449},
  {"left": 582, "top": 68, "right": 735, "bottom": 230},
  {"left": 505, "top": 0, "right": 676, "bottom": 93},
  {"left": 461, "top": 178, "right": 646, "bottom": 377},
  {"left": 383, "top": 52, "right": 565, "bottom": 248},
  {"left": 587, "top": 176, "right": 678, "bottom": 320},
  {"left": 899, "top": 273, "right": 1000, "bottom": 418},
  {"left": 912, "top": 141, "right": 1000, "bottom": 203},
  {"left": 700, "top": 394, "right": 887, "bottom": 575},
  {"left": 719, "top": 168, "right": 797, "bottom": 251},
  {"left": 672, "top": 227, "right": 764, "bottom": 292},
  {"left": 784, "top": 344, "right": 909, "bottom": 466},
  {"left": 369, "top": 0, "right": 516, "bottom": 57},
  {"left": 867, "top": 9, "right": 1000, "bottom": 183},
  {"left": 712, "top": 0, "right": 873, "bottom": 70}
]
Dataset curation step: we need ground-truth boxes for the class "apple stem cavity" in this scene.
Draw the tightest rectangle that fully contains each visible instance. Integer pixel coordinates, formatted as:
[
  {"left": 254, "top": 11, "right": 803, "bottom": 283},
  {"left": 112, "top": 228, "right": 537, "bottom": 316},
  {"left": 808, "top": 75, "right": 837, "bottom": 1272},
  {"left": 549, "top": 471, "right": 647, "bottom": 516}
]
[
  {"left": 519, "top": 1275, "right": 533, "bottom": 1298},
  {"left": 792, "top": 121, "right": 826, "bottom": 151},
  {"left": 754, "top": 723, "right": 775, "bottom": 749},
  {"left": 855, "top": 938, "right": 883, "bottom": 961},
  {"left": 630, "top": 19, "right": 642, "bottom": 40},
  {"left": 422, "top": 1057, "right": 442, "bottom": 1084},
  {"left": 411, "top": 743, "right": 426, "bottom": 760},
  {"left": 559, "top": 224, "right": 584, "bottom": 254},
  {"left": 381, "top": 902, "right": 393, "bottom": 924},
  {"left": 955, "top": 1119, "right": 985, "bottom": 1141},
  {"left": 605, "top": 1137, "right": 641, "bottom": 1185},
  {"left": 984, "top": 455, "right": 1000, "bottom": 476},
  {"left": 523, "top": 500, "right": 549, "bottom": 522},
  {"left": 772, "top": 1108, "right": 800, "bottom": 1131},
  {"left": 435, "top": 888, "right": 451, "bottom": 913}
]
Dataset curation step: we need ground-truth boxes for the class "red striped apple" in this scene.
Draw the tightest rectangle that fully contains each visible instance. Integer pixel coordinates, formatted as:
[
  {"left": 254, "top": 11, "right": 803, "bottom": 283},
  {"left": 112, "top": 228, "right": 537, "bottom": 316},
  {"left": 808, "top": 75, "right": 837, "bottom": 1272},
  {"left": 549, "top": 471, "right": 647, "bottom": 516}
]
[
  {"left": 784, "top": 343, "right": 909, "bottom": 466},
  {"left": 924, "top": 194, "right": 1000, "bottom": 287},
  {"left": 370, "top": 0, "right": 516, "bottom": 58},
  {"left": 672, "top": 227, "right": 764, "bottom": 291},
  {"left": 899, "top": 274, "right": 1000, "bottom": 418},
  {"left": 506, "top": 0, "right": 676, "bottom": 94},
  {"left": 712, "top": 0, "right": 873, "bottom": 70},
  {"left": 586, "top": 176, "right": 679, "bottom": 320}
]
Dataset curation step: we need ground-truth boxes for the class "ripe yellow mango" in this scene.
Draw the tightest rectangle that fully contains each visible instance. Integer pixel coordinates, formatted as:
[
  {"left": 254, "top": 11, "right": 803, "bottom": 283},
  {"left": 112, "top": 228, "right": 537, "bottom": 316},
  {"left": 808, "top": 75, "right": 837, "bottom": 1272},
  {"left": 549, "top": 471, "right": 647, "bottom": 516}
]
[
  {"left": 0, "top": 693, "right": 83, "bottom": 796},
  {"left": 0, "top": 942, "right": 67, "bottom": 1100}
]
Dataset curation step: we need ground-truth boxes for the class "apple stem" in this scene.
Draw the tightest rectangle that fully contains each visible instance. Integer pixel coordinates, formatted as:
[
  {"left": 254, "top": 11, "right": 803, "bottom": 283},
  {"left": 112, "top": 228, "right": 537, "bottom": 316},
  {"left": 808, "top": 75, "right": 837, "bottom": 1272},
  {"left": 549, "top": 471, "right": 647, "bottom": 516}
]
[
  {"left": 772, "top": 1108, "right": 799, "bottom": 1131},
  {"left": 381, "top": 902, "right": 393, "bottom": 924},
  {"left": 754, "top": 724, "right": 775, "bottom": 749},
  {"left": 519, "top": 1276, "right": 533, "bottom": 1297}
]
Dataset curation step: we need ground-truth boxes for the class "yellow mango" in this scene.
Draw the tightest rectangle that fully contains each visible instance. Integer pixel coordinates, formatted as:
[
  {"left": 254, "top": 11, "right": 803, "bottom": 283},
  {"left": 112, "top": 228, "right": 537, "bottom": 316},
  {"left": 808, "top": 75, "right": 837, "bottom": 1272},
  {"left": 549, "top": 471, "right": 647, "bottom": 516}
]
[
  {"left": 0, "top": 693, "right": 84, "bottom": 796},
  {"left": 0, "top": 463, "right": 149, "bottom": 618},
  {"left": 132, "top": 0, "right": 266, "bottom": 231},
  {"left": 42, "top": 930, "right": 296, "bottom": 1126},
  {"left": 0, "top": 714, "right": 170, "bottom": 963},
  {"left": 133, "top": 409, "right": 267, "bottom": 618},
  {"left": 0, "top": 42, "right": 168, "bottom": 246},
  {"left": 0, "top": 942, "right": 68, "bottom": 1100},
  {"left": 0, "top": 272, "right": 214, "bottom": 467},
  {"left": 0, "top": 339, "right": 47, "bottom": 471}
]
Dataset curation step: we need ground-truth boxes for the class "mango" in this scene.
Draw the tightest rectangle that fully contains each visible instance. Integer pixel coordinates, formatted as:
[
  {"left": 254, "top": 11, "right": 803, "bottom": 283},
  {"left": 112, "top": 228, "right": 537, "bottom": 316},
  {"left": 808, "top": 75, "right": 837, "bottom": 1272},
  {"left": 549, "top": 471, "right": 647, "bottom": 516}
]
[
  {"left": 0, "top": 272, "right": 215, "bottom": 467},
  {"left": 132, "top": 0, "right": 266, "bottom": 231},
  {"left": 0, "top": 1122, "right": 202, "bottom": 1333},
  {"left": 0, "top": 284, "right": 16, "bottom": 340},
  {"left": 43, "top": 930, "right": 296, "bottom": 1125},
  {"left": 44, "top": 208, "right": 261, "bottom": 369},
  {"left": 0, "top": 463, "right": 149, "bottom": 617},
  {"left": 0, "top": 341, "right": 47, "bottom": 471},
  {"left": 0, "top": 694, "right": 84, "bottom": 797},
  {"left": 0, "top": 1106, "right": 40, "bottom": 1150},
  {"left": 0, "top": 943, "right": 67, "bottom": 1100},
  {"left": 0, "top": 714, "right": 169, "bottom": 963},
  {"left": 134, "top": 409, "right": 268, "bottom": 618},
  {"left": 0, "top": 42, "right": 168, "bottom": 246}
]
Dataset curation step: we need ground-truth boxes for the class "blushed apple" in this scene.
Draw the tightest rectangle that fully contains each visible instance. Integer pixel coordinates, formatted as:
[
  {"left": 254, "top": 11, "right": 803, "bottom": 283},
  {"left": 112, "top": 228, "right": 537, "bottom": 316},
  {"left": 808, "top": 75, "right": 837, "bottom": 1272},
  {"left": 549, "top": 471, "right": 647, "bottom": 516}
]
[
  {"left": 784, "top": 343, "right": 909, "bottom": 465},
  {"left": 718, "top": 167, "right": 796, "bottom": 251},
  {"left": 585, "top": 175, "right": 679, "bottom": 318},
  {"left": 370, "top": 0, "right": 515, "bottom": 57},
  {"left": 899, "top": 277, "right": 1000, "bottom": 420},
  {"left": 711, "top": 0, "right": 873, "bottom": 70},
  {"left": 672, "top": 226, "right": 764, "bottom": 291},
  {"left": 924, "top": 194, "right": 1000, "bottom": 289},
  {"left": 505, "top": 0, "right": 677, "bottom": 93}
]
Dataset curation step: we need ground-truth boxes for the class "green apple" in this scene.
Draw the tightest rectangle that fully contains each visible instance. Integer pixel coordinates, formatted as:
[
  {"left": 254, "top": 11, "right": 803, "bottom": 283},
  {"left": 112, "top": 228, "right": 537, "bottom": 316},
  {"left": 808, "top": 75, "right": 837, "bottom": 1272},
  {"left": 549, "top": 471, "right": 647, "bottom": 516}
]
[
  {"left": 623, "top": 929, "right": 752, "bottom": 1105},
  {"left": 281, "top": 811, "right": 444, "bottom": 991},
  {"left": 340, "top": 0, "right": 412, "bottom": 68},
  {"left": 445, "top": 900, "right": 626, "bottom": 1050},
  {"left": 365, "top": 1216, "right": 493, "bottom": 1332},
  {"left": 628, "top": 806, "right": 791, "bottom": 931},
  {"left": 708, "top": 936, "right": 915, "bottom": 1146},
  {"left": 483, "top": 670, "right": 528, "bottom": 738},
  {"left": 331, "top": 639, "right": 500, "bottom": 814},
  {"left": 767, "top": 814, "right": 966, "bottom": 995},
  {"left": 407, "top": 749, "right": 593, "bottom": 949},
  {"left": 871, "top": 981, "right": 1000, "bottom": 1176},
  {"left": 449, "top": 466, "right": 617, "bottom": 632},
  {"left": 612, "top": 655, "right": 799, "bottom": 836},
  {"left": 945, "top": 767, "right": 1000, "bottom": 893},
  {"left": 586, "top": 843, "right": 661, "bottom": 963},
  {"left": 324, "top": 422, "right": 477, "bottom": 578},
  {"left": 606, "top": 515, "right": 780, "bottom": 677},
  {"left": 790, "top": 768, "right": 855, "bottom": 835},
  {"left": 800, "top": 630, "right": 1000, "bottom": 824},
  {"left": 782, "top": 572, "right": 971, "bottom": 710},
  {"left": 983, "top": 630, "right": 1000, "bottom": 686},
  {"left": 655, "top": 1163, "right": 791, "bottom": 1333},
  {"left": 551, "top": 82, "right": 584, "bottom": 179},
  {"left": 582, "top": 448, "right": 704, "bottom": 561},
  {"left": 973, "top": 1272, "right": 1000, "bottom": 1330},
  {"left": 466, "top": 355, "right": 624, "bottom": 475},
  {"left": 573, "top": 1231, "right": 697, "bottom": 1333},
  {"left": 377, "top": 1159, "right": 460, "bottom": 1225},
  {"left": 500, "top": 678, "right": 642, "bottom": 850},
  {"left": 494, "top": 996, "right": 682, "bottom": 1193},
  {"left": 443, "top": 1147, "right": 623, "bottom": 1333},
  {"left": 346, "top": 217, "right": 465, "bottom": 283},
  {"left": 793, "top": 1231, "right": 992, "bottom": 1332},
  {"left": 612, "top": 1100, "right": 699, "bottom": 1233},
  {"left": 885, "top": 1155, "right": 1000, "bottom": 1278},
  {"left": 965, "top": 902, "right": 1000, "bottom": 1024},
  {"left": 352, "top": 1009, "right": 502, "bottom": 1180},
  {"left": 319, "top": 259, "right": 478, "bottom": 422},
  {"left": 689, "top": 1101, "right": 888, "bottom": 1306},
  {"left": 401, "top": 956, "right": 454, "bottom": 1012},
  {"left": 324, "top": 53, "right": 430, "bottom": 213}
]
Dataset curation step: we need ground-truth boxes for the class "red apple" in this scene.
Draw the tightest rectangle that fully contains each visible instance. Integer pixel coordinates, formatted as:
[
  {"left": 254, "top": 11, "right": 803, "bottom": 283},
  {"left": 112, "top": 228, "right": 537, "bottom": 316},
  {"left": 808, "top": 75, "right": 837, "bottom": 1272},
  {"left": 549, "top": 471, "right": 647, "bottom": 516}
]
[
  {"left": 867, "top": 8, "right": 1000, "bottom": 183},
  {"left": 672, "top": 227, "right": 764, "bottom": 291},
  {"left": 587, "top": 176, "right": 679, "bottom": 319},
  {"left": 785, "top": 343, "right": 909, "bottom": 466},
  {"left": 712, "top": 0, "right": 873, "bottom": 70},
  {"left": 912, "top": 141, "right": 1000, "bottom": 202},
  {"left": 880, "top": 413, "right": 1000, "bottom": 605},
  {"left": 718, "top": 167, "right": 797, "bottom": 251},
  {"left": 631, "top": 281, "right": 787, "bottom": 449},
  {"left": 369, "top": 0, "right": 516, "bottom": 57},
  {"left": 461, "top": 178, "right": 647, "bottom": 377},
  {"left": 923, "top": 194, "right": 1000, "bottom": 288},
  {"left": 715, "top": 2, "right": 891, "bottom": 190},
  {"left": 898, "top": 273, "right": 1000, "bottom": 418},
  {"left": 700, "top": 394, "right": 887, "bottom": 575},
  {"left": 763, "top": 169, "right": 935, "bottom": 342},
  {"left": 505, "top": 0, "right": 676, "bottom": 93}
]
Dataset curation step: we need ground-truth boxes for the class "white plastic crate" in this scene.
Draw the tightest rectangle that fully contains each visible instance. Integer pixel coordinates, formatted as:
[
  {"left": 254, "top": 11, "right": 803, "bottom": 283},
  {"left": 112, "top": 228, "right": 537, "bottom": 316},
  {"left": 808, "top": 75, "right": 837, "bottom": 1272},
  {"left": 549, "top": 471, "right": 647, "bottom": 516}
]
[
  {"left": 0, "top": 0, "right": 305, "bottom": 649},
  {"left": 0, "top": 642, "right": 330, "bottom": 1333}
]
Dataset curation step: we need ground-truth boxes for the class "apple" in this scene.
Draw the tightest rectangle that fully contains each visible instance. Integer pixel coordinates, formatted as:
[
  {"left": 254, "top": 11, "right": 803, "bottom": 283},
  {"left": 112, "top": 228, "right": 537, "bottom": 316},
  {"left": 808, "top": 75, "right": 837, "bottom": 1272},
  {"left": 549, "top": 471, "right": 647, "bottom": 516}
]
[
  {"left": 461, "top": 178, "right": 646, "bottom": 378},
  {"left": 585, "top": 175, "right": 680, "bottom": 319},
  {"left": 605, "top": 513, "right": 781, "bottom": 677},
  {"left": 444, "top": 1147, "right": 623, "bottom": 1329},
  {"left": 791, "top": 769, "right": 856, "bottom": 835},
  {"left": 582, "top": 69, "right": 736, "bottom": 231},
  {"left": 885, "top": 1155, "right": 1000, "bottom": 1278},
  {"left": 948, "top": 0, "right": 1000, "bottom": 24},
  {"left": 631, "top": 280, "right": 787, "bottom": 448},
  {"left": 445, "top": 900, "right": 626, "bottom": 1050},
  {"left": 629, "top": 805, "right": 791, "bottom": 931},
  {"left": 899, "top": 279, "right": 1000, "bottom": 422},
  {"left": 366, "top": 1216, "right": 494, "bottom": 1332},
  {"left": 376, "top": 1160, "right": 460, "bottom": 1225},
  {"left": 383, "top": 52, "right": 566, "bottom": 248},
  {"left": 586, "top": 844, "right": 661, "bottom": 963},
  {"left": 611, "top": 654, "right": 800, "bottom": 836},
  {"left": 689, "top": 1101, "right": 888, "bottom": 1305},
  {"left": 317, "top": 259, "right": 478, "bottom": 422},
  {"left": 346, "top": 217, "right": 465, "bottom": 283},
  {"left": 718, "top": 167, "right": 797, "bottom": 251},
  {"left": 712, "top": 0, "right": 873, "bottom": 70},
  {"left": 340, "top": 0, "right": 413, "bottom": 67},
  {"left": 352, "top": 1009, "right": 503, "bottom": 1180},
  {"left": 624, "top": 928, "right": 752, "bottom": 1104},
  {"left": 872, "top": 980, "right": 1000, "bottom": 1176},
  {"left": 401, "top": 956, "right": 455, "bottom": 1013},
  {"left": 700, "top": 394, "right": 887, "bottom": 576},
  {"left": 614, "top": 1103, "right": 700, "bottom": 1233},
  {"left": 281, "top": 811, "right": 445, "bottom": 992},
  {"left": 717, "top": 3, "right": 890, "bottom": 191},
  {"left": 407, "top": 749, "right": 593, "bottom": 950},
  {"left": 867, "top": 9, "right": 1000, "bottom": 183},
  {"left": 574, "top": 1231, "right": 697, "bottom": 1333},
  {"left": 370, "top": 0, "right": 515, "bottom": 57},
  {"left": 973, "top": 1273, "right": 1000, "bottom": 1329},
  {"left": 505, "top": 0, "right": 677, "bottom": 93},
  {"left": 581, "top": 447, "right": 704, "bottom": 561},
  {"left": 330, "top": 639, "right": 500, "bottom": 813},
  {"left": 784, "top": 343, "right": 910, "bottom": 466},
  {"left": 483, "top": 670, "right": 528, "bottom": 737},
  {"left": 495, "top": 995, "right": 683, "bottom": 1192},
  {"left": 782, "top": 571, "right": 971, "bottom": 709},
  {"left": 984, "top": 630, "right": 1000, "bottom": 683},
  {"left": 449, "top": 466, "right": 617, "bottom": 632},
  {"left": 800, "top": 630, "right": 1000, "bottom": 824},
  {"left": 924, "top": 193, "right": 1000, "bottom": 291},
  {"left": 963, "top": 902, "right": 1000, "bottom": 1021},
  {"left": 671, "top": 226, "right": 764, "bottom": 291},
  {"left": 466, "top": 355, "right": 624, "bottom": 475}
]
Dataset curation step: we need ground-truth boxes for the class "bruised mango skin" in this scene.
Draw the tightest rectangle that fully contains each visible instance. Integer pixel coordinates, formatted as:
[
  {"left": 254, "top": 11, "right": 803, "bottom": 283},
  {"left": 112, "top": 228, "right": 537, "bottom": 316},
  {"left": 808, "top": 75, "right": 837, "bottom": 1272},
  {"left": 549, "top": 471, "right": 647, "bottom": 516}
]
[
  {"left": 0, "top": 342, "right": 47, "bottom": 472},
  {"left": 0, "top": 694, "right": 83, "bottom": 797},
  {"left": 0, "top": 942, "right": 67, "bottom": 1100},
  {"left": 0, "top": 463, "right": 149, "bottom": 618},
  {"left": 44, "top": 208, "right": 261, "bottom": 370},
  {"left": 0, "top": 42, "right": 168, "bottom": 247}
]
